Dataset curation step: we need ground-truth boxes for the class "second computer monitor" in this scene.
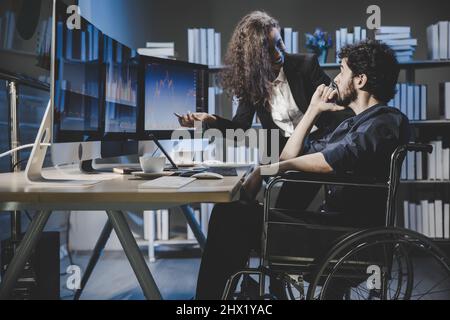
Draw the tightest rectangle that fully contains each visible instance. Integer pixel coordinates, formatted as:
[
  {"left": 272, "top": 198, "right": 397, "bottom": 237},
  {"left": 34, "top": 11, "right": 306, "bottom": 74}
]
[{"left": 141, "top": 56, "right": 208, "bottom": 139}]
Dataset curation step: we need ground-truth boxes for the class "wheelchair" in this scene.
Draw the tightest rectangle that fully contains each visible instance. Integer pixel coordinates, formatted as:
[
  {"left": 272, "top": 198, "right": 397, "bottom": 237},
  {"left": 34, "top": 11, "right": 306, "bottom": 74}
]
[{"left": 222, "top": 144, "right": 450, "bottom": 300}]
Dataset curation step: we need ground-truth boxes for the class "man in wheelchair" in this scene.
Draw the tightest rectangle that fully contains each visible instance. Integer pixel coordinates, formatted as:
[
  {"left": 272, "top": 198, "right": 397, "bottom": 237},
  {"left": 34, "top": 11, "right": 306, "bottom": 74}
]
[{"left": 196, "top": 40, "right": 411, "bottom": 300}]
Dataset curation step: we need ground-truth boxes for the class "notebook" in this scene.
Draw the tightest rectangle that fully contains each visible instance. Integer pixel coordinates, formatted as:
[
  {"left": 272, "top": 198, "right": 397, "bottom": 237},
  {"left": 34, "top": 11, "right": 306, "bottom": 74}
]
[{"left": 138, "top": 177, "right": 196, "bottom": 189}]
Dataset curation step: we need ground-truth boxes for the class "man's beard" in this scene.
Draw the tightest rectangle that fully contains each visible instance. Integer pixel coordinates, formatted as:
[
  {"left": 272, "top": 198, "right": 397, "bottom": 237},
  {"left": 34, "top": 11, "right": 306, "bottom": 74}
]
[{"left": 336, "top": 81, "right": 357, "bottom": 107}]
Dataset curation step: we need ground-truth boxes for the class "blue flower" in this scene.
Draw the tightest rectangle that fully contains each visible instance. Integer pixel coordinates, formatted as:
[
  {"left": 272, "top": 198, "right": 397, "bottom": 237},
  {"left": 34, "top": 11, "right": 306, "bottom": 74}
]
[{"left": 305, "top": 28, "right": 333, "bottom": 54}]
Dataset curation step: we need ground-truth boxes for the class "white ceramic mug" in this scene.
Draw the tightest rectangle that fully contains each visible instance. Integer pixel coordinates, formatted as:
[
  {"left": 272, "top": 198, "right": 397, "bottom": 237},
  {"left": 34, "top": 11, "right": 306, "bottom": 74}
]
[{"left": 139, "top": 156, "right": 166, "bottom": 173}]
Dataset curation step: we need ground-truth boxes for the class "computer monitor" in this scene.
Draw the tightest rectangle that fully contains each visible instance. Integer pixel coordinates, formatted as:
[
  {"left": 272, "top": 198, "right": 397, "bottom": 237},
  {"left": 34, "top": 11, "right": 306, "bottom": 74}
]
[
  {"left": 51, "top": 0, "right": 103, "bottom": 165},
  {"left": 101, "top": 34, "right": 139, "bottom": 158},
  {"left": 140, "top": 56, "right": 208, "bottom": 140}
]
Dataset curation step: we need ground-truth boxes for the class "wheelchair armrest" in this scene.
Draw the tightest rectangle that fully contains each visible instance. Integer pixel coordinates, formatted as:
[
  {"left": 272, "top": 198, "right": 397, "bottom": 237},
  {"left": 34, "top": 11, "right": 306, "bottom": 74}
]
[{"left": 272, "top": 171, "right": 388, "bottom": 188}]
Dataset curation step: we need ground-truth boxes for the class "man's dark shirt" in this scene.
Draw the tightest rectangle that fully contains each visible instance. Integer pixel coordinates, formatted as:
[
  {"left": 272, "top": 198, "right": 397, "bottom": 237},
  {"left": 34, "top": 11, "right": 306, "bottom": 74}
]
[{"left": 303, "top": 104, "right": 411, "bottom": 226}]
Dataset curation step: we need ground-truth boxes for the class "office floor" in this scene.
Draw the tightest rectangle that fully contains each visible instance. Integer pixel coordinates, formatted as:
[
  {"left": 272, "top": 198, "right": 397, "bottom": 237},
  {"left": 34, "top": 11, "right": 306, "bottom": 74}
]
[
  {"left": 60, "top": 249, "right": 202, "bottom": 300},
  {"left": 59, "top": 250, "right": 450, "bottom": 300}
]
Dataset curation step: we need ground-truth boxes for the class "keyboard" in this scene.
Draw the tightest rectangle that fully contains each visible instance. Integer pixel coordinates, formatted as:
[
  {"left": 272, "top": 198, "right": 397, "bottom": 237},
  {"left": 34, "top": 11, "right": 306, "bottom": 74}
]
[{"left": 138, "top": 177, "right": 196, "bottom": 189}]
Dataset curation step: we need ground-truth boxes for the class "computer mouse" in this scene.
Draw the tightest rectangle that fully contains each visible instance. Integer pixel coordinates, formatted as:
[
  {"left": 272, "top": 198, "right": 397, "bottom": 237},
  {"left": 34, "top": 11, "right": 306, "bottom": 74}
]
[{"left": 191, "top": 172, "right": 224, "bottom": 180}]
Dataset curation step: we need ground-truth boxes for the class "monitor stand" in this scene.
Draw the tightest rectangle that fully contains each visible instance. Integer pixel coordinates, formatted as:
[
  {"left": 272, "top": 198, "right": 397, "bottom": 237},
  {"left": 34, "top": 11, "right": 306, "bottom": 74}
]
[
  {"left": 80, "top": 160, "right": 100, "bottom": 174},
  {"left": 24, "top": 100, "right": 100, "bottom": 187}
]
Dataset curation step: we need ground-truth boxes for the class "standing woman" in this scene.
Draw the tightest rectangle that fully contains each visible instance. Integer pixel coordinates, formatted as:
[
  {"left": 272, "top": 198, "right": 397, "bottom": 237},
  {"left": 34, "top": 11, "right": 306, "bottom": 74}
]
[{"left": 178, "top": 11, "right": 354, "bottom": 151}]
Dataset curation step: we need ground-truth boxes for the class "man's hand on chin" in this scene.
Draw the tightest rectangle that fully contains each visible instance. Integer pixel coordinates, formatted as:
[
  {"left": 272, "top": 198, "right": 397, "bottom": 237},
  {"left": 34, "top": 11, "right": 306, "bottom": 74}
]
[{"left": 309, "top": 84, "right": 346, "bottom": 115}]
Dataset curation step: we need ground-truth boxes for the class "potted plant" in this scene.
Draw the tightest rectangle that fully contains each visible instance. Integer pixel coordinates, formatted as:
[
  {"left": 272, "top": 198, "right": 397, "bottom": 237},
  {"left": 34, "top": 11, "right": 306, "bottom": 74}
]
[{"left": 305, "top": 28, "right": 333, "bottom": 64}]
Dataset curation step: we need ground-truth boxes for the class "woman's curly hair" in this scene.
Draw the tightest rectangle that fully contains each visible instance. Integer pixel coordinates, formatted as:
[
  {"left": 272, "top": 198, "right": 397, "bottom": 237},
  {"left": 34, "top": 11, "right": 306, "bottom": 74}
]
[{"left": 220, "top": 11, "right": 280, "bottom": 107}]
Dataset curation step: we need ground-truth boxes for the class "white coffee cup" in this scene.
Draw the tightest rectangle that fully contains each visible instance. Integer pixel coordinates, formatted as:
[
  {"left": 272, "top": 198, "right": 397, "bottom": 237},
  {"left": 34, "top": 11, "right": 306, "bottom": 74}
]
[{"left": 139, "top": 156, "right": 166, "bottom": 173}]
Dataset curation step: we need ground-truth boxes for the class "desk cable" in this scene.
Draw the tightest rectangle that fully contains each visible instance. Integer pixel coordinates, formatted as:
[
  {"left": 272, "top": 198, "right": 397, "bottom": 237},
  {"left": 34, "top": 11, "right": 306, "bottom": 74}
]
[{"left": 0, "top": 143, "right": 51, "bottom": 159}]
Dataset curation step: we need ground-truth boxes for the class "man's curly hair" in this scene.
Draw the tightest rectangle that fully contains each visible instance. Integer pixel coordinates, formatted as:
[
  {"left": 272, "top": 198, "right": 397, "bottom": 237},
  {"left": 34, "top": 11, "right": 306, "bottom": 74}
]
[
  {"left": 220, "top": 11, "right": 279, "bottom": 107},
  {"left": 338, "top": 40, "right": 400, "bottom": 104}
]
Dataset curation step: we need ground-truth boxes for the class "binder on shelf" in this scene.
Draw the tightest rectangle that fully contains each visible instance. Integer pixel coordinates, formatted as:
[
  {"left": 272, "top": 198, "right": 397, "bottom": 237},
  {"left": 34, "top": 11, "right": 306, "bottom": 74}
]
[
  {"left": 400, "top": 83, "right": 408, "bottom": 117},
  {"left": 403, "top": 201, "right": 410, "bottom": 230},
  {"left": 409, "top": 203, "right": 417, "bottom": 232},
  {"left": 194, "top": 29, "right": 201, "bottom": 64},
  {"left": 407, "top": 84, "right": 414, "bottom": 120},
  {"left": 427, "top": 24, "right": 439, "bottom": 60},
  {"left": 444, "top": 148, "right": 450, "bottom": 181},
  {"left": 421, "top": 85, "right": 427, "bottom": 121},
  {"left": 335, "top": 30, "right": 341, "bottom": 62},
  {"left": 414, "top": 85, "right": 421, "bottom": 121},
  {"left": 335, "top": 27, "right": 367, "bottom": 62},
  {"left": 188, "top": 28, "right": 222, "bottom": 66},
  {"left": 427, "top": 21, "right": 450, "bottom": 60},
  {"left": 438, "top": 21, "right": 449, "bottom": 60},
  {"left": 137, "top": 47, "right": 175, "bottom": 58},
  {"left": 161, "top": 210, "right": 169, "bottom": 241},
  {"left": 407, "top": 199, "right": 449, "bottom": 239},
  {"left": 214, "top": 33, "right": 221, "bottom": 66},
  {"left": 435, "top": 200, "right": 444, "bottom": 238},
  {"left": 407, "top": 151, "right": 415, "bottom": 180},
  {"left": 283, "top": 28, "right": 292, "bottom": 54},
  {"left": 376, "top": 26, "right": 411, "bottom": 34},
  {"left": 188, "top": 29, "right": 195, "bottom": 63},
  {"left": 428, "top": 141, "right": 437, "bottom": 180},
  {"left": 146, "top": 42, "right": 175, "bottom": 48},
  {"left": 375, "top": 33, "right": 411, "bottom": 41},
  {"left": 416, "top": 152, "right": 423, "bottom": 181},
  {"left": 421, "top": 200, "right": 430, "bottom": 238},
  {"left": 435, "top": 140, "right": 443, "bottom": 180},
  {"left": 376, "top": 26, "right": 417, "bottom": 61},
  {"left": 292, "top": 31, "right": 299, "bottom": 54},
  {"left": 361, "top": 29, "right": 367, "bottom": 41},
  {"left": 200, "top": 28, "right": 207, "bottom": 65},
  {"left": 156, "top": 210, "right": 162, "bottom": 240},
  {"left": 440, "top": 82, "right": 450, "bottom": 120},
  {"left": 444, "top": 204, "right": 450, "bottom": 239},
  {"left": 429, "top": 202, "right": 436, "bottom": 239},
  {"left": 207, "top": 28, "right": 215, "bottom": 68},
  {"left": 416, "top": 204, "right": 423, "bottom": 236},
  {"left": 354, "top": 26, "right": 361, "bottom": 43},
  {"left": 401, "top": 154, "right": 407, "bottom": 180}
]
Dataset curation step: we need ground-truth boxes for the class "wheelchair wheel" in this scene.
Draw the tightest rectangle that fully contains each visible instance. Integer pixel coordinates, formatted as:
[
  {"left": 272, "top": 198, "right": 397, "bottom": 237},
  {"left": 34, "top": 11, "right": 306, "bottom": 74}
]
[{"left": 307, "top": 228, "right": 450, "bottom": 300}]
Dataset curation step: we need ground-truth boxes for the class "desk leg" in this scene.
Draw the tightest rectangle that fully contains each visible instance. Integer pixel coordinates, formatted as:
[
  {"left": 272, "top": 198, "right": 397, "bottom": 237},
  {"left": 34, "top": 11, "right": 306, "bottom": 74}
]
[
  {"left": 106, "top": 210, "right": 162, "bottom": 300},
  {"left": 74, "top": 219, "right": 113, "bottom": 300},
  {"left": 0, "top": 210, "right": 52, "bottom": 300},
  {"left": 180, "top": 205, "right": 206, "bottom": 250}
]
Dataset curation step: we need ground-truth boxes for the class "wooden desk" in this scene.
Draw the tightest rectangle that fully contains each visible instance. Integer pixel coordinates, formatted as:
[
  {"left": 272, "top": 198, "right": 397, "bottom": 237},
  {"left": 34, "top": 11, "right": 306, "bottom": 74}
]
[{"left": 0, "top": 168, "right": 247, "bottom": 300}]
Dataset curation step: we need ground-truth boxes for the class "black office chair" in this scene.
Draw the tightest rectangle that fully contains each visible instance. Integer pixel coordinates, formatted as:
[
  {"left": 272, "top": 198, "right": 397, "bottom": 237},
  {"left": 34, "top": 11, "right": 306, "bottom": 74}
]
[{"left": 222, "top": 144, "right": 450, "bottom": 300}]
